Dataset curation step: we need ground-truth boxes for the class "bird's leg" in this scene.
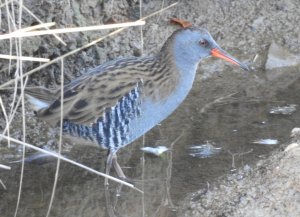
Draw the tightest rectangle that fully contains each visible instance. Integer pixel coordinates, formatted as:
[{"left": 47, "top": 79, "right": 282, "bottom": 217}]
[
  {"left": 105, "top": 150, "right": 114, "bottom": 185},
  {"left": 112, "top": 153, "right": 126, "bottom": 180},
  {"left": 105, "top": 151, "right": 127, "bottom": 185},
  {"left": 105, "top": 150, "right": 131, "bottom": 185}
]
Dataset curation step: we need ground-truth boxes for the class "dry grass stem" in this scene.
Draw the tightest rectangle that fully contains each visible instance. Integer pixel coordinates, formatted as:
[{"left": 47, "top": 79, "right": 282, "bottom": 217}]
[
  {"left": 228, "top": 149, "right": 254, "bottom": 169},
  {"left": 0, "top": 77, "right": 29, "bottom": 145},
  {"left": 15, "top": 22, "right": 56, "bottom": 33},
  {"left": 0, "top": 179, "right": 7, "bottom": 190},
  {"left": 140, "top": 2, "right": 178, "bottom": 21},
  {"left": 139, "top": 0, "right": 144, "bottom": 55},
  {"left": 156, "top": 0, "right": 166, "bottom": 22},
  {"left": 0, "top": 0, "right": 14, "bottom": 8},
  {"left": 200, "top": 92, "right": 238, "bottom": 113},
  {"left": 14, "top": 19, "right": 27, "bottom": 216},
  {"left": 0, "top": 54, "right": 49, "bottom": 62},
  {"left": 0, "top": 20, "right": 145, "bottom": 39},
  {"left": 0, "top": 96, "right": 10, "bottom": 146},
  {"left": 0, "top": 164, "right": 11, "bottom": 170},
  {"left": 0, "top": 134, "right": 143, "bottom": 193},
  {"left": 14, "top": 1, "right": 66, "bottom": 45},
  {"left": 46, "top": 59, "right": 64, "bottom": 217}
]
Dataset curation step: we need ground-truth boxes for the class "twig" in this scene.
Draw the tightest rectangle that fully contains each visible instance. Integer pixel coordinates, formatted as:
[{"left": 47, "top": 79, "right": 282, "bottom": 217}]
[
  {"left": 140, "top": 2, "right": 178, "bottom": 21},
  {"left": 228, "top": 149, "right": 253, "bottom": 169},
  {"left": 156, "top": 0, "right": 165, "bottom": 22},
  {"left": 200, "top": 92, "right": 238, "bottom": 114},
  {"left": 170, "top": 131, "right": 184, "bottom": 148}
]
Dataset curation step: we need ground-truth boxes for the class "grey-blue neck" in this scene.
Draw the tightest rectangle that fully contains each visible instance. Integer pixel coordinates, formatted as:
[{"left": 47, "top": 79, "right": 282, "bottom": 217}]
[
  {"left": 123, "top": 34, "right": 203, "bottom": 145},
  {"left": 173, "top": 50, "right": 200, "bottom": 74},
  {"left": 171, "top": 32, "right": 202, "bottom": 97}
]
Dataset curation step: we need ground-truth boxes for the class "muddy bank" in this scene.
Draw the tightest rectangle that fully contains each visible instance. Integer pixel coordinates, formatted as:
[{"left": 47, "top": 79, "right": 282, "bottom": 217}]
[{"left": 179, "top": 128, "right": 300, "bottom": 217}]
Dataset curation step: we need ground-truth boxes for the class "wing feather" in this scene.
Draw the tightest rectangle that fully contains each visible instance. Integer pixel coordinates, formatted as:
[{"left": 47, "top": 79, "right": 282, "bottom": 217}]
[{"left": 36, "top": 58, "right": 146, "bottom": 126}]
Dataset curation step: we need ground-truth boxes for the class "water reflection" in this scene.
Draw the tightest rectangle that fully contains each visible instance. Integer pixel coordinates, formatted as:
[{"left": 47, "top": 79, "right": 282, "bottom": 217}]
[{"left": 0, "top": 138, "right": 180, "bottom": 217}]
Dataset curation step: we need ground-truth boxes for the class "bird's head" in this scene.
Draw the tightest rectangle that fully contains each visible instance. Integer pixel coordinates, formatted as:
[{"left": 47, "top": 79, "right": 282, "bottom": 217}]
[{"left": 170, "top": 27, "right": 249, "bottom": 71}]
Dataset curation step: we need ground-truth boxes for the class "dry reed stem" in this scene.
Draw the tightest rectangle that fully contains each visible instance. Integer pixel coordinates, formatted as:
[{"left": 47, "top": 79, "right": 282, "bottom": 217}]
[
  {"left": 228, "top": 149, "right": 254, "bottom": 169},
  {"left": 0, "top": 179, "right": 7, "bottom": 190},
  {"left": 0, "top": 163, "right": 11, "bottom": 170},
  {"left": 139, "top": 0, "right": 144, "bottom": 56},
  {"left": 14, "top": 2, "right": 26, "bottom": 215},
  {"left": 139, "top": 2, "right": 145, "bottom": 216},
  {"left": 0, "top": 96, "right": 10, "bottom": 146},
  {"left": 0, "top": 54, "right": 49, "bottom": 62},
  {"left": 5, "top": 0, "right": 17, "bottom": 88},
  {"left": 46, "top": 59, "right": 64, "bottom": 217},
  {"left": 0, "top": 134, "right": 143, "bottom": 193},
  {"left": 15, "top": 22, "right": 56, "bottom": 33},
  {"left": 0, "top": 77, "right": 29, "bottom": 144},
  {"left": 0, "top": 0, "right": 13, "bottom": 8},
  {"left": 0, "top": 20, "right": 145, "bottom": 39},
  {"left": 14, "top": 1, "right": 66, "bottom": 45}
]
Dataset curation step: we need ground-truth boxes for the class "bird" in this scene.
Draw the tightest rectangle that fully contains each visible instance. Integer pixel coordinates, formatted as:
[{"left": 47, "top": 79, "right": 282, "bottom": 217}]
[{"left": 25, "top": 27, "right": 249, "bottom": 183}]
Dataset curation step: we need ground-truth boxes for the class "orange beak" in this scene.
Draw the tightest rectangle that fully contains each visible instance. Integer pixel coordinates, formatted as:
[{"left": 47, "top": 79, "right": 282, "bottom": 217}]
[{"left": 211, "top": 48, "right": 249, "bottom": 71}]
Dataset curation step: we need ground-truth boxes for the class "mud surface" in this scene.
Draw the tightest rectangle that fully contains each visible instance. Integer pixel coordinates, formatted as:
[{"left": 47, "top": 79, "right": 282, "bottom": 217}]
[
  {"left": 180, "top": 129, "right": 300, "bottom": 217},
  {"left": 0, "top": 0, "right": 300, "bottom": 217}
]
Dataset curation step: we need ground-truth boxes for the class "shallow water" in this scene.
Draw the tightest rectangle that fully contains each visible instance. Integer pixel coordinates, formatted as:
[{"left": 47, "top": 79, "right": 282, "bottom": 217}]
[{"left": 1, "top": 65, "right": 300, "bottom": 217}]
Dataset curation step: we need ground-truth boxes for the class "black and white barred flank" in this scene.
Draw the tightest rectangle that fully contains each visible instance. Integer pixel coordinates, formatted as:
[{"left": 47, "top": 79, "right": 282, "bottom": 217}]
[
  {"left": 63, "top": 83, "right": 142, "bottom": 151},
  {"left": 63, "top": 120, "right": 94, "bottom": 142}
]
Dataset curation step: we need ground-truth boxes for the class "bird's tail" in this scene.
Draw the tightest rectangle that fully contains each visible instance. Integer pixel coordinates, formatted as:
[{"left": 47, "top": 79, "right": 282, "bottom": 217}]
[
  {"left": 0, "top": 86, "right": 57, "bottom": 111},
  {"left": 26, "top": 94, "right": 50, "bottom": 111},
  {"left": 24, "top": 87, "right": 58, "bottom": 111}
]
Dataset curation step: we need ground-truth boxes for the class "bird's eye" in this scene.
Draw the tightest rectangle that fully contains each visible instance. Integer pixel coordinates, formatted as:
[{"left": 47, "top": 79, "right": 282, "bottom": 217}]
[{"left": 199, "top": 39, "right": 208, "bottom": 47}]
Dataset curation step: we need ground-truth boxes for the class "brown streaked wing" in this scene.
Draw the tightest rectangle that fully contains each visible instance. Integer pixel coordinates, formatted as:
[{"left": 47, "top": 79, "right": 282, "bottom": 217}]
[{"left": 37, "top": 65, "right": 144, "bottom": 126}]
